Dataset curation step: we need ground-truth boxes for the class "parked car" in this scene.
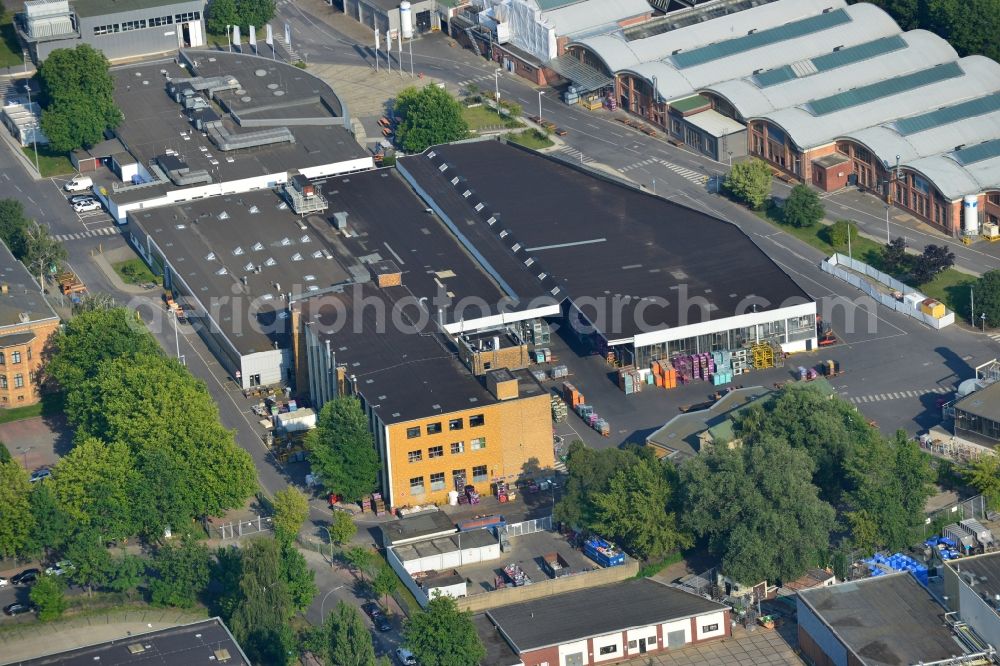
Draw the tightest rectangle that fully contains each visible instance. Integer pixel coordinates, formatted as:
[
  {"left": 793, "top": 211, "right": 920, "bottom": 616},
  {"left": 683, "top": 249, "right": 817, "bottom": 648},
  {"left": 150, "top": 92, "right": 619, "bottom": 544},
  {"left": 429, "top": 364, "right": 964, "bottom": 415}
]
[
  {"left": 0, "top": 576, "right": 8, "bottom": 587},
  {"left": 10, "top": 569, "right": 40, "bottom": 585},
  {"left": 64, "top": 175, "right": 93, "bottom": 192},
  {"left": 395, "top": 648, "right": 417, "bottom": 666},
  {"left": 361, "top": 602, "right": 391, "bottom": 632},
  {"left": 29, "top": 468, "right": 51, "bottom": 483},
  {"left": 3, "top": 602, "right": 32, "bottom": 616},
  {"left": 45, "top": 560, "right": 74, "bottom": 576},
  {"left": 73, "top": 199, "right": 101, "bottom": 213},
  {"left": 68, "top": 195, "right": 96, "bottom": 205}
]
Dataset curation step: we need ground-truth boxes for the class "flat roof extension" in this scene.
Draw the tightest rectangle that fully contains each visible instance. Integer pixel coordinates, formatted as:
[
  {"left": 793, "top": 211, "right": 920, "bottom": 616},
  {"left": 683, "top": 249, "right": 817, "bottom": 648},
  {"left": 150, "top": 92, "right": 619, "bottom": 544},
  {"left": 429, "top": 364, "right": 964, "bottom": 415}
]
[
  {"left": 798, "top": 572, "right": 961, "bottom": 666},
  {"left": 487, "top": 578, "right": 727, "bottom": 653},
  {"left": 14, "top": 617, "right": 250, "bottom": 665},
  {"left": 953, "top": 380, "right": 1000, "bottom": 422},
  {"left": 0, "top": 238, "right": 58, "bottom": 329}
]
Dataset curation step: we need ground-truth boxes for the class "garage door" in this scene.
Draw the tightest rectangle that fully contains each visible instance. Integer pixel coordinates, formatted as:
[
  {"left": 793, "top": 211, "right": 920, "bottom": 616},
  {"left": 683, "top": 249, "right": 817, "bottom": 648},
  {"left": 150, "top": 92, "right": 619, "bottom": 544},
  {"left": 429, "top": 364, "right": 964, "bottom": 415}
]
[
  {"left": 564, "top": 652, "right": 584, "bottom": 666},
  {"left": 667, "top": 630, "right": 686, "bottom": 648}
]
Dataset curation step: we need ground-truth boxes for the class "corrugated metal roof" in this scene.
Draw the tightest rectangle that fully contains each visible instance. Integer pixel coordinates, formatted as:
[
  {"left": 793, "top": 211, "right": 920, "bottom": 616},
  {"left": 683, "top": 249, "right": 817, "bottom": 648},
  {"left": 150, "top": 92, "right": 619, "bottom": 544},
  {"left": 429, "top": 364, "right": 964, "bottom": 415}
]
[
  {"left": 671, "top": 8, "right": 851, "bottom": 69},
  {"left": 535, "top": 0, "right": 579, "bottom": 9},
  {"left": 894, "top": 92, "right": 1000, "bottom": 136},
  {"left": 953, "top": 139, "right": 1000, "bottom": 166},
  {"left": 806, "top": 61, "right": 963, "bottom": 116}
]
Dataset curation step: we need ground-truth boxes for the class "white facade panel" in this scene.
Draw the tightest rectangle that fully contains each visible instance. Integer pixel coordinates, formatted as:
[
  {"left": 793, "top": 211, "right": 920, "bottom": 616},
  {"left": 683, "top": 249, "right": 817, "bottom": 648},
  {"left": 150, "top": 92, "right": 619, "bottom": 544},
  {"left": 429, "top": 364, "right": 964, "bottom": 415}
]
[
  {"left": 660, "top": 618, "right": 691, "bottom": 645},
  {"left": 631, "top": 301, "right": 816, "bottom": 349},
  {"left": 592, "top": 632, "right": 624, "bottom": 662},
  {"left": 694, "top": 611, "right": 726, "bottom": 640},
  {"left": 625, "top": 625, "right": 659, "bottom": 655},
  {"left": 558, "top": 640, "right": 590, "bottom": 666},
  {"left": 440, "top": 549, "right": 462, "bottom": 569}
]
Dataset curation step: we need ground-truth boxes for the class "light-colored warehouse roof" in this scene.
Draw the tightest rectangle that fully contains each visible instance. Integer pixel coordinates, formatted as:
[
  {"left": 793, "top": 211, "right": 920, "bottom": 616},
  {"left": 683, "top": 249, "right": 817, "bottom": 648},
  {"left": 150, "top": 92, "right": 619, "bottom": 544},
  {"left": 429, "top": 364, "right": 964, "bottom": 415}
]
[
  {"left": 704, "top": 31, "right": 955, "bottom": 119},
  {"left": 684, "top": 108, "right": 745, "bottom": 138},
  {"left": 541, "top": 0, "right": 652, "bottom": 38},
  {"left": 569, "top": 0, "right": 846, "bottom": 75},
  {"left": 762, "top": 56, "right": 1000, "bottom": 151},
  {"left": 908, "top": 144, "right": 1000, "bottom": 200},
  {"left": 845, "top": 91, "right": 1000, "bottom": 166},
  {"left": 623, "top": 3, "right": 899, "bottom": 103}
]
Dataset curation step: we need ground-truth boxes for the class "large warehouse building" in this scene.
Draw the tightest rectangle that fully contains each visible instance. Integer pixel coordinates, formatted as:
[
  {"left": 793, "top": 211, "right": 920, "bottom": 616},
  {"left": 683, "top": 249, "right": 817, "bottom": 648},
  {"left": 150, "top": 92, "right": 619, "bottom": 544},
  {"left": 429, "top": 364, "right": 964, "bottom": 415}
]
[
  {"left": 17, "top": 0, "right": 206, "bottom": 63},
  {"left": 530, "top": 0, "right": 1000, "bottom": 236}
]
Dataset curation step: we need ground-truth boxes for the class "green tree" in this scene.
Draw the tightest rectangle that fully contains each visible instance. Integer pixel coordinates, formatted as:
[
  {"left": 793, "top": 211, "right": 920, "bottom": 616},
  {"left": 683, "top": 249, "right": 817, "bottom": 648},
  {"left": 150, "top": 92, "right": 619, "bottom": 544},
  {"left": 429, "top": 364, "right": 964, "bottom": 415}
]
[
  {"left": 149, "top": 536, "right": 212, "bottom": 608},
  {"left": 394, "top": 85, "right": 470, "bottom": 153},
  {"left": 328, "top": 510, "right": 357, "bottom": 547},
  {"left": 845, "top": 431, "right": 934, "bottom": 554},
  {"left": 0, "top": 460, "right": 34, "bottom": 558},
  {"left": 108, "top": 553, "right": 146, "bottom": 599},
  {"left": 679, "top": 436, "right": 835, "bottom": 585},
  {"left": 235, "top": 0, "right": 276, "bottom": 28},
  {"left": 306, "top": 396, "right": 379, "bottom": 504},
  {"left": 272, "top": 487, "right": 310, "bottom": 545},
  {"left": 20, "top": 224, "right": 67, "bottom": 288},
  {"left": 24, "top": 482, "right": 71, "bottom": 558},
  {"left": 229, "top": 538, "right": 295, "bottom": 665},
  {"left": 206, "top": 0, "right": 239, "bottom": 34},
  {"left": 52, "top": 438, "right": 137, "bottom": 541},
  {"left": 782, "top": 184, "right": 824, "bottom": 228},
  {"left": 966, "top": 452, "right": 1000, "bottom": 510},
  {"left": 881, "top": 237, "right": 911, "bottom": 277},
  {"left": 554, "top": 441, "right": 642, "bottom": 530},
  {"left": 46, "top": 307, "right": 160, "bottom": 389},
  {"left": 911, "top": 244, "right": 955, "bottom": 284},
  {"left": 0, "top": 198, "right": 31, "bottom": 257},
  {"left": 927, "top": 0, "right": 1000, "bottom": 61},
  {"left": 38, "top": 44, "right": 122, "bottom": 151},
  {"left": 0, "top": 442, "right": 10, "bottom": 463},
  {"left": 64, "top": 530, "right": 116, "bottom": 596},
  {"left": 327, "top": 600, "right": 377, "bottom": 666},
  {"left": 372, "top": 564, "right": 399, "bottom": 610},
  {"left": 30, "top": 574, "right": 67, "bottom": 621},
  {"left": 724, "top": 158, "right": 772, "bottom": 210},
  {"left": 824, "top": 219, "right": 858, "bottom": 249},
  {"left": 344, "top": 546, "right": 377, "bottom": 582},
  {"left": 280, "top": 542, "right": 317, "bottom": 613},
  {"left": 404, "top": 595, "right": 485, "bottom": 666},
  {"left": 973, "top": 270, "right": 1000, "bottom": 328},
  {"left": 590, "top": 458, "right": 690, "bottom": 560},
  {"left": 68, "top": 354, "right": 257, "bottom": 521}
]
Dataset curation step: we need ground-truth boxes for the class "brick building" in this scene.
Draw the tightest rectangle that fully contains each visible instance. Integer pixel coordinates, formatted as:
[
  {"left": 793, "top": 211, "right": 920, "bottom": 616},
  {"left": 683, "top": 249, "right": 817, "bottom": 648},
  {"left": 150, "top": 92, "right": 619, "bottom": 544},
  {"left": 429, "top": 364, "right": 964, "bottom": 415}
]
[
  {"left": 0, "top": 239, "right": 59, "bottom": 408},
  {"left": 483, "top": 578, "right": 731, "bottom": 665}
]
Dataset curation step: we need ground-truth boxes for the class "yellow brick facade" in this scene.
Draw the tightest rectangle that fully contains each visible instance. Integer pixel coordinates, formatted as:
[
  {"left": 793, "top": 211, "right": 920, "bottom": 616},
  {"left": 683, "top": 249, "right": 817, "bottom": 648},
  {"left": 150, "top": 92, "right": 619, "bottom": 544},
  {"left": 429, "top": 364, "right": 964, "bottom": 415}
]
[
  {"left": 0, "top": 319, "right": 59, "bottom": 406},
  {"left": 385, "top": 393, "right": 554, "bottom": 508}
]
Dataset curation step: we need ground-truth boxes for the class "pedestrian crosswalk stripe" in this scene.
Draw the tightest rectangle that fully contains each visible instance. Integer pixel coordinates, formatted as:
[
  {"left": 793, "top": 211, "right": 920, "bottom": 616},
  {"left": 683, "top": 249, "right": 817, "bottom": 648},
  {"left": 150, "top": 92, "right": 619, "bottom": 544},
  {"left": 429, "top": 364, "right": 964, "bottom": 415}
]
[
  {"left": 848, "top": 387, "right": 951, "bottom": 404},
  {"left": 989, "top": 333, "right": 1000, "bottom": 343},
  {"left": 555, "top": 146, "right": 592, "bottom": 164},
  {"left": 53, "top": 227, "right": 118, "bottom": 242}
]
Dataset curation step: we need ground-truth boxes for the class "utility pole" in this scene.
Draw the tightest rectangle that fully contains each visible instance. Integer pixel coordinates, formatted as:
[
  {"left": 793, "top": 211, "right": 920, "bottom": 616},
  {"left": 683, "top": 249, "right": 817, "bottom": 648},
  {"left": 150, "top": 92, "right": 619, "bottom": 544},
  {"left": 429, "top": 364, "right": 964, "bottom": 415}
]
[
  {"left": 494, "top": 68, "right": 501, "bottom": 116},
  {"left": 24, "top": 82, "right": 39, "bottom": 175},
  {"left": 537, "top": 90, "right": 544, "bottom": 121},
  {"left": 971, "top": 286, "right": 975, "bottom": 327}
]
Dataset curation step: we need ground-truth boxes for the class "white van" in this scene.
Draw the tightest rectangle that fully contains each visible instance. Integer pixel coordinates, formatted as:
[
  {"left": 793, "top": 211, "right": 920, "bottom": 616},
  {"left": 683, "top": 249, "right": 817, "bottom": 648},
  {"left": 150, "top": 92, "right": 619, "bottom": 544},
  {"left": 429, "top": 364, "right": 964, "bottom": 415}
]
[{"left": 64, "top": 175, "right": 93, "bottom": 192}]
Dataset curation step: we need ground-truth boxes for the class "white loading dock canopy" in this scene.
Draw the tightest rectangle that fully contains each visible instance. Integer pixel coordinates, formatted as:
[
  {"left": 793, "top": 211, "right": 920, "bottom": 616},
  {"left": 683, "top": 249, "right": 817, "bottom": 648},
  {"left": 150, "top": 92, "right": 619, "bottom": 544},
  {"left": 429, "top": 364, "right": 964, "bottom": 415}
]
[
  {"left": 392, "top": 528, "right": 501, "bottom": 574},
  {"left": 683, "top": 109, "right": 745, "bottom": 138}
]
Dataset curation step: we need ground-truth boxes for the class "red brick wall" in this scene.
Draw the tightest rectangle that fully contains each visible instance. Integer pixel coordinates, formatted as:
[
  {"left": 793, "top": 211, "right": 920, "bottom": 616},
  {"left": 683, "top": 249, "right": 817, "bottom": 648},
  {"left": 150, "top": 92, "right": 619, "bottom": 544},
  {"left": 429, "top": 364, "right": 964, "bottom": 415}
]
[{"left": 812, "top": 161, "right": 852, "bottom": 192}]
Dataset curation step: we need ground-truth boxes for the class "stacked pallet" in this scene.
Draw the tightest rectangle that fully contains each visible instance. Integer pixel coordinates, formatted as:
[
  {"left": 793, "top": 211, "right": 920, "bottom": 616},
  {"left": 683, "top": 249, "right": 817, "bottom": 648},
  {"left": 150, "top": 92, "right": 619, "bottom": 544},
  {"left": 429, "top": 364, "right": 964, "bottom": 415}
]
[
  {"left": 563, "top": 382, "right": 584, "bottom": 408},
  {"left": 618, "top": 366, "right": 642, "bottom": 395},
  {"left": 710, "top": 351, "right": 734, "bottom": 386},
  {"left": 550, "top": 365, "right": 569, "bottom": 379},
  {"left": 650, "top": 360, "right": 678, "bottom": 388},
  {"left": 371, "top": 492, "right": 387, "bottom": 516},
  {"left": 550, "top": 394, "right": 567, "bottom": 422},
  {"left": 532, "top": 348, "right": 552, "bottom": 364},
  {"left": 732, "top": 348, "right": 749, "bottom": 375}
]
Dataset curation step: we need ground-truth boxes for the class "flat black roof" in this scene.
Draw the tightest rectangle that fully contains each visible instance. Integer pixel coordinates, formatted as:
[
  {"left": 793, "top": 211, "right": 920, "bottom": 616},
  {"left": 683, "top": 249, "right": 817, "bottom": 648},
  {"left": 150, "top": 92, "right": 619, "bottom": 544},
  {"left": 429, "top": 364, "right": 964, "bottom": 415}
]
[
  {"left": 0, "top": 238, "right": 58, "bottom": 329},
  {"left": 110, "top": 56, "right": 365, "bottom": 198},
  {"left": 954, "top": 381, "right": 1000, "bottom": 422},
  {"left": 380, "top": 509, "right": 456, "bottom": 546},
  {"left": 400, "top": 141, "right": 810, "bottom": 343},
  {"left": 798, "top": 573, "right": 963, "bottom": 666},
  {"left": 487, "top": 578, "right": 727, "bottom": 652},
  {"left": 11, "top": 617, "right": 249, "bottom": 665},
  {"left": 322, "top": 169, "right": 521, "bottom": 324},
  {"left": 474, "top": 614, "right": 522, "bottom": 666},
  {"left": 301, "top": 285, "right": 546, "bottom": 424},
  {"left": 128, "top": 190, "right": 352, "bottom": 356},
  {"left": 947, "top": 552, "right": 1000, "bottom": 613}
]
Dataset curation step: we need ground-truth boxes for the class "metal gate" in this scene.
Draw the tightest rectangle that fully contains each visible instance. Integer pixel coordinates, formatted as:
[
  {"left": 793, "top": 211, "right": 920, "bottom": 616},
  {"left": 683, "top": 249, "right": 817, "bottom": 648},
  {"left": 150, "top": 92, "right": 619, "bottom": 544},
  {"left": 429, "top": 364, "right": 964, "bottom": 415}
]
[{"left": 500, "top": 515, "right": 552, "bottom": 538}]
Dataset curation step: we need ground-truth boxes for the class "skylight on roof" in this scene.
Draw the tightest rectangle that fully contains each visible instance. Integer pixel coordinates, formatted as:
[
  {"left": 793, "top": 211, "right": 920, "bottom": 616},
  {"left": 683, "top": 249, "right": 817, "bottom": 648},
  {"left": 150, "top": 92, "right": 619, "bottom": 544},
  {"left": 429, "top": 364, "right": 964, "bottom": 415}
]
[
  {"left": 253, "top": 242, "right": 264, "bottom": 251},
  {"left": 265, "top": 257, "right": 276, "bottom": 267},
  {"left": 233, "top": 247, "right": 244, "bottom": 256}
]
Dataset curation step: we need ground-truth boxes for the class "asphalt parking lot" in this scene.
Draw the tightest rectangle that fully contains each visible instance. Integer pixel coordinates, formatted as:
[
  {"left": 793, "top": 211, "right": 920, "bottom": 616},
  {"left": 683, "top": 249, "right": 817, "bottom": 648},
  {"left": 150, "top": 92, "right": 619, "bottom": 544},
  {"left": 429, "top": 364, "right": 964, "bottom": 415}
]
[{"left": 0, "top": 415, "right": 70, "bottom": 473}]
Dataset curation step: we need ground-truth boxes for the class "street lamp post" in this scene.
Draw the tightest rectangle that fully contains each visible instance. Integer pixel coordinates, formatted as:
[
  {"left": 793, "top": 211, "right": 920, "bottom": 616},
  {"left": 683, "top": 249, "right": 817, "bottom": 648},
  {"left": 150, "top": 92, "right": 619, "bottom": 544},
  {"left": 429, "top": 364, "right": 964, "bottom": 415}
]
[
  {"left": 652, "top": 178, "right": 655, "bottom": 195},
  {"left": 226, "top": 25, "right": 232, "bottom": 52},
  {"left": 23, "top": 82, "right": 40, "bottom": 175},
  {"left": 17, "top": 446, "right": 32, "bottom": 469},
  {"left": 982, "top": 313, "right": 987, "bottom": 333},
  {"left": 494, "top": 68, "right": 502, "bottom": 116},
  {"left": 318, "top": 525, "right": 335, "bottom": 565},
  {"left": 537, "top": 90, "right": 545, "bottom": 122}
]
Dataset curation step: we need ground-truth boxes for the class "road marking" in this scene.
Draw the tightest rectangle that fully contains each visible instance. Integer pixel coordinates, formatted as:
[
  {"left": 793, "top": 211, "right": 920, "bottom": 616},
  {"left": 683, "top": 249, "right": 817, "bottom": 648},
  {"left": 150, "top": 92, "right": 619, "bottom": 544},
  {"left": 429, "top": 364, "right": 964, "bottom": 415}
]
[
  {"left": 988, "top": 333, "right": 1000, "bottom": 344},
  {"left": 553, "top": 145, "right": 592, "bottom": 164},
  {"left": 620, "top": 158, "right": 708, "bottom": 185},
  {"left": 53, "top": 227, "right": 117, "bottom": 242},
  {"left": 848, "top": 387, "right": 950, "bottom": 404}
]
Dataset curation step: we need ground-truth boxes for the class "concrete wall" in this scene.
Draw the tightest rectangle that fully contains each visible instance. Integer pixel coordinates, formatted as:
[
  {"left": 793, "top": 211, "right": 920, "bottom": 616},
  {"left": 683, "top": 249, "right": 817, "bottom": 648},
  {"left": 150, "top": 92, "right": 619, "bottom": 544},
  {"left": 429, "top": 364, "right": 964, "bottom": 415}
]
[
  {"left": 457, "top": 558, "right": 638, "bottom": 612},
  {"left": 797, "top": 598, "right": 847, "bottom": 666},
  {"left": 957, "top": 573, "right": 1000, "bottom": 648}
]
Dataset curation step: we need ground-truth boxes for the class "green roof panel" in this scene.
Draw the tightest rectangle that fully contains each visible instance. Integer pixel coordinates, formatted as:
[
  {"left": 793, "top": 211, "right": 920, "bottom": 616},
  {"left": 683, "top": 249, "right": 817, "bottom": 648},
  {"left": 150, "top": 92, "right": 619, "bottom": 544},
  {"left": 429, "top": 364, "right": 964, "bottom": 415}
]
[
  {"left": 806, "top": 62, "right": 963, "bottom": 116},
  {"left": 534, "top": 0, "right": 579, "bottom": 9},
  {"left": 670, "top": 94, "right": 711, "bottom": 113},
  {"left": 811, "top": 34, "right": 907, "bottom": 73},
  {"left": 953, "top": 139, "right": 1000, "bottom": 166},
  {"left": 754, "top": 66, "right": 797, "bottom": 88},
  {"left": 672, "top": 9, "right": 851, "bottom": 69},
  {"left": 895, "top": 92, "right": 1000, "bottom": 136}
]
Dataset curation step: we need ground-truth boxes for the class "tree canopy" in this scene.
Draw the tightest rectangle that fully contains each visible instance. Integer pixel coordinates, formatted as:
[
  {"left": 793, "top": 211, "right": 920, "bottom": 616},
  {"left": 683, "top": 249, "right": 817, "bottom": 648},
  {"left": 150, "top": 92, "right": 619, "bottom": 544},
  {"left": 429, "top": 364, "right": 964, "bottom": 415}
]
[
  {"left": 394, "top": 86, "right": 469, "bottom": 153},
  {"left": 973, "top": 270, "right": 1000, "bottom": 328},
  {"left": 306, "top": 396, "right": 379, "bottom": 503},
  {"left": 966, "top": 452, "right": 1000, "bottom": 511},
  {"left": 782, "top": 184, "right": 824, "bottom": 228},
  {"left": 30, "top": 574, "right": 67, "bottom": 621},
  {"left": 554, "top": 441, "right": 645, "bottom": 531},
  {"left": 229, "top": 538, "right": 295, "bottom": 665},
  {"left": 679, "top": 435, "right": 836, "bottom": 585},
  {"left": 149, "top": 536, "right": 212, "bottom": 608},
  {"left": 38, "top": 44, "right": 122, "bottom": 152},
  {"left": 724, "top": 158, "right": 772, "bottom": 210},
  {"left": 326, "top": 600, "right": 377, "bottom": 666},
  {"left": 272, "top": 487, "right": 310, "bottom": 545},
  {"left": 853, "top": 0, "right": 1000, "bottom": 62},
  {"left": 403, "top": 595, "right": 486, "bottom": 666},
  {"left": 0, "top": 460, "right": 34, "bottom": 558},
  {"left": 206, "top": 0, "right": 276, "bottom": 35}
]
